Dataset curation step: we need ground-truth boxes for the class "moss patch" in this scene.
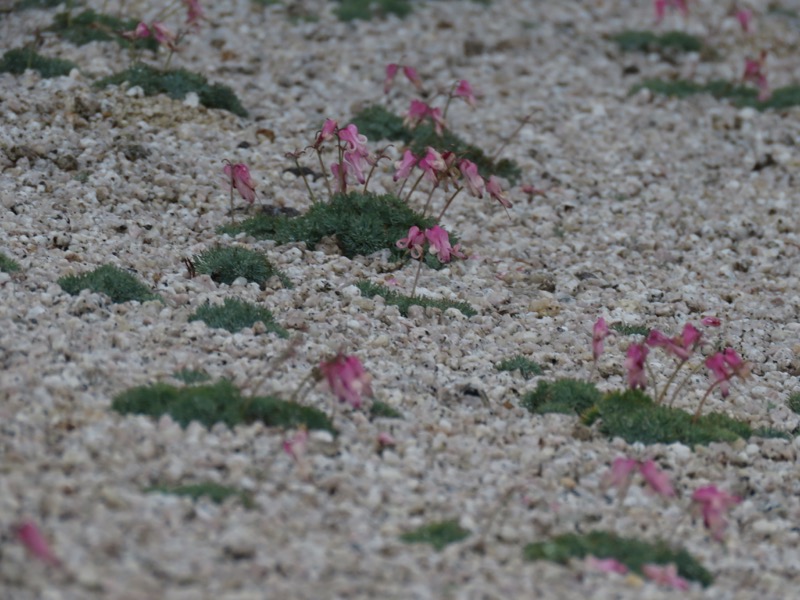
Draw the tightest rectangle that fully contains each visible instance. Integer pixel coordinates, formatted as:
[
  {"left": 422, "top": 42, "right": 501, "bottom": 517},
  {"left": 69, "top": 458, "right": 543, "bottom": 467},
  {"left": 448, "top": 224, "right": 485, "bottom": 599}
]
[
  {"left": 611, "top": 323, "right": 650, "bottom": 337},
  {"left": 220, "top": 191, "right": 443, "bottom": 263},
  {"left": 524, "top": 531, "right": 712, "bottom": 587},
  {"left": 522, "top": 378, "right": 602, "bottom": 416},
  {"left": 147, "top": 482, "right": 253, "bottom": 508},
  {"left": 333, "top": 0, "right": 412, "bottom": 21},
  {"left": 0, "top": 48, "right": 78, "bottom": 78},
  {"left": 611, "top": 30, "right": 702, "bottom": 53},
  {"left": 173, "top": 369, "right": 211, "bottom": 384},
  {"left": 370, "top": 400, "right": 403, "bottom": 419},
  {"left": 351, "top": 105, "right": 521, "bottom": 183},
  {"left": 94, "top": 63, "right": 247, "bottom": 117},
  {"left": 400, "top": 520, "right": 470, "bottom": 551},
  {"left": 189, "top": 298, "right": 288, "bottom": 337},
  {"left": 788, "top": 393, "right": 800, "bottom": 415},
  {"left": 112, "top": 379, "right": 335, "bottom": 433},
  {"left": 632, "top": 78, "right": 800, "bottom": 111},
  {"left": 496, "top": 355, "right": 543, "bottom": 379},
  {"left": 49, "top": 10, "right": 158, "bottom": 50},
  {"left": 193, "top": 246, "right": 290, "bottom": 289},
  {"left": 0, "top": 252, "right": 20, "bottom": 273},
  {"left": 357, "top": 280, "right": 476, "bottom": 318},
  {"left": 58, "top": 264, "right": 160, "bottom": 303}
]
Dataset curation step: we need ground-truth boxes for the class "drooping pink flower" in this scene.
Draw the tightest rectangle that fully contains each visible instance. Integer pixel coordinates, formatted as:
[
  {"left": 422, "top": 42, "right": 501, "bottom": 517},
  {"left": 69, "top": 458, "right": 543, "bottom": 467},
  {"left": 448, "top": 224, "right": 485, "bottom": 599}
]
[
  {"left": 486, "top": 176, "right": 512, "bottom": 209},
  {"left": 330, "top": 161, "right": 349, "bottom": 192},
  {"left": 639, "top": 459, "right": 675, "bottom": 498},
  {"left": 592, "top": 317, "right": 610, "bottom": 361},
  {"left": 315, "top": 118, "right": 338, "bottom": 149},
  {"left": 377, "top": 431, "right": 396, "bottom": 448},
  {"left": 586, "top": 556, "right": 628, "bottom": 575},
  {"left": 13, "top": 520, "right": 60, "bottom": 567},
  {"left": 646, "top": 323, "right": 701, "bottom": 361},
  {"left": 736, "top": 8, "right": 753, "bottom": 33},
  {"left": 521, "top": 184, "right": 547, "bottom": 198},
  {"left": 425, "top": 225, "right": 464, "bottom": 263},
  {"left": 624, "top": 343, "right": 648, "bottom": 389},
  {"left": 384, "top": 63, "right": 400, "bottom": 94},
  {"left": 404, "top": 99, "right": 430, "bottom": 128},
  {"left": 394, "top": 150, "right": 418, "bottom": 181},
  {"left": 223, "top": 162, "right": 256, "bottom": 205},
  {"left": 150, "top": 21, "right": 178, "bottom": 51},
  {"left": 396, "top": 226, "right": 426, "bottom": 259},
  {"left": 691, "top": 485, "right": 741, "bottom": 541},
  {"left": 428, "top": 106, "right": 446, "bottom": 135},
  {"left": 701, "top": 316, "right": 721, "bottom": 327},
  {"left": 183, "top": 0, "right": 204, "bottom": 28},
  {"left": 319, "top": 354, "right": 372, "bottom": 409},
  {"left": 122, "top": 21, "right": 151, "bottom": 40},
  {"left": 282, "top": 428, "right": 308, "bottom": 462},
  {"left": 601, "top": 457, "right": 639, "bottom": 499},
  {"left": 743, "top": 51, "right": 771, "bottom": 102},
  {"left": 418, "top": 147, "right": 446, "bottom": 183},
  {"left": 654, "top": 0, "right": 688, "bottom": 23},
  {"left": 705, "top": 351, "right": 732, "bottom": 397},
  {"left": 458, "top": 159, "right": 485, "bottom": 198},
  {"left": 402, "top": 65, "right": 423, "bottom": 90},
  {"left": 454, "top": 79, "right": 477, "bottom": 107},
  {"left": 338, "top": 124, "right": 370, "bottom": 156},
  {"left": 642, "top": 563, "right": 690, "bottom": 590}
]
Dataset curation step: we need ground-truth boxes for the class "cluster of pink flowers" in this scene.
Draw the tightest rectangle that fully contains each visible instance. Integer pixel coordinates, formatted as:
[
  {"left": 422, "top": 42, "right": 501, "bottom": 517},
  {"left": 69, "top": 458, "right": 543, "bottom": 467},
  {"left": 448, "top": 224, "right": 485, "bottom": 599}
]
[
  {"left": 122, "top": 21, "right": 178, "bottom": 51},
  {"left": 396, "top": 225, "right": 465, "bottom": 264},
  {"left": 601, "top": 457, "right": 675, "bottom": 500},
  {"left": 403, "top": 99, "right": 446, "bottom": 135},
  {"left": 313, "top": 119, "right": 376, "bottom": 193},
  {"left": 654, "top": 0, "right": 688, "bottom": 23},
  {"left": 691, "top": 485, "right": 742, "bottom": 541},
  {"left": 587, "top": 556, "right": 690, "bottom": 590},
  {"left": 319, "top": 353, "right": 372, "bottom": 409},
  {"left": 743, "top": 50, "right": 771, "bottom": 102},
  {"left": 384, "top": 63, "right": 423, "bottom": 95}
]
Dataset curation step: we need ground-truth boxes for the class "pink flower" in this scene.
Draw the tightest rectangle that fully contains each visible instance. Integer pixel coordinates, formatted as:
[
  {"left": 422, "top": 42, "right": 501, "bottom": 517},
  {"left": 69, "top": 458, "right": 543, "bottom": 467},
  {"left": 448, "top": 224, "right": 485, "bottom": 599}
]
[
  {"left": 338, "top": 124, "right": 369, "bottom": 156},
  {"left": 393, "top": 150, "right": 418, "bottom": 181},
  {"left": 705, "top": 349, "right": 749, "bottom": 398},
  {"left": 646, "top": 323, "right": 701, "bottom": 361},
  {"left": 586, "top": 556, "right": 628, "bottom": 575},
  {"left": 486, "top": 176, "right": 512, "bottom": 209},
  {"left": 404, "top": 99, "right": 430, "bottom": 128},
  {"left": 384, "top": 63, "right": 399, "bottom": 94},
  {"left": 330, "top": 161, "right": 349, "bottom": 192},
  {"left": 654, "top": 0, "right": 688, "bottom": 23},
  {"left": 402, "top": 65, "right": 423, "bottom": 90},
  {"left": 13, "top": 520, "right": 60, "bottom": 567},
  {"left": 743, "top": 51, "right": 771, "bottom": 102},
  {"left": 521, "top": 184, "right": 547, "bottom": 198},
  {"left": 183, "top": 0, "right": 204, "bottom": 28},
  {"left": 701, "top": 316, "right": 721, "bottom": 327},
  {"left": 642, "top": 563, "right": 690, "bottom": 590},
  {"left": 624, "top": 343, "right": 648, "bottom": 389},
  {"left": 736, "top": 8, "right": 753, "bottom": 33},
  {"left": 418, "top": 147, "right": 447, "bottom": 183},
  {"left": 319, "top": 354, "right": 372, "bottom": 409},
  {"left": 592, "top": 317, "right": 610, "bottom": 361},
  {"left": 223, "top": 162, "right": 256, "bottom": 205},
  {"left": 377, "top": 431, "right": 396, "bottom": 448},
  {"left": 601, "top": 457, "right": 639, "bottom": 499},
  {"left": 150, "top": 21, "right": 178, "bottom": 51},
  {"left": 639, "top": 459, "right": 675, "bottom": 498},
  {"left": 282, "top": 428, "right": 308, "bottom": 462},
  {"left": 425, "top": 225, "right": 464, "bottom": 263},
  {"left": 122, "top": 22, "right": 151, "bottom": 40},
  {"left": 343, "top": 151, "right": 368, "bottom": 184},
  {"left": 691, "top": 485, "right": 741, "bottom": 541},
  {"left": 315, "top": 118, "right": 338, "bottom": 149},
  {"left": 428, "top": 106, "right": 446, "bottom": 135},
  {"left": 396, "top": 226, "right": 426, "bottom": 259},
  {"left": 454, "top": 79, "right": 477, "bottom": 107},
  {"left": 459, "top": 159, "right": 485, "bottom": 198}
]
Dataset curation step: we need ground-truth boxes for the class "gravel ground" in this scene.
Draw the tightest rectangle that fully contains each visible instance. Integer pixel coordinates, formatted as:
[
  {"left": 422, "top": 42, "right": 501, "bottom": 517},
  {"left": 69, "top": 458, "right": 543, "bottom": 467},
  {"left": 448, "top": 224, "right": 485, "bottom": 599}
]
[{"left": 1, "top": 0, "right": 800, "bottom": 598}]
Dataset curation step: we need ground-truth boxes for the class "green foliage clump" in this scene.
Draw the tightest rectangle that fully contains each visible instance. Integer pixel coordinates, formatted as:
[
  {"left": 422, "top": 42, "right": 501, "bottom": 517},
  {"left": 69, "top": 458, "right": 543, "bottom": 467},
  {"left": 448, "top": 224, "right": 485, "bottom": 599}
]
[
  {"left": 521, "top": 378, "right": 602, "bottom": 416},
  {"left": 147, "top": 482, "right": 253, "bottom": 508},
  {"left": 13, "top": 0, "right": 68, "bottom": 11},
  {"left": 94, "top": 63, "right": 247, "bottom": 117},
  {"left": 58, "top": 264, "right": 160, "bottom": 303},
  {"left": 49, "top": 10, "right": 158, "bottom": 50},
  {"left": 611, "top": 323, "right": 650, "bottom": 337},
  {"left": 0, "top": 252, "right": 20, "bottom": 273},
  {"left": 400, "top": 520, "right": 470, "bottom": 551},
  {"left": 523, "top": 531, "right": 712, "bottom": 587},
  {"left": 611, "top": 30, "right": 702, "bottom": 53},
  {"left": 173, "top": 369, "right": 211, "bottom": 384},
  {"left": 111, "top": 379, "right": 335, "bottom": 433},
  {"left": 584, "top": 388, "right": 753, "bottom": 446},
  {"left": 357, "top": 280, "right": 477, "bottom": 318},
  {"left": 189, "top": 298, "right": 288, "bottom": 337},
  {"left": 632, "top": 79, "right": 800, "bottom": 111},
  {"left": 496, "top": 355, "right": 544, "bottom": 379},
  {"left": 221, "top": 192, "right": 442, "bottom": 262},
  {"left": 351, "top": 105, "right": 521, "bottom": 183},
  {"left": 333, "top": 0, "right": 412, "bottom": 21},
  {"left": 370, "top": 400, "right": 403, "bottom": 419},
  {"left": 0, "top": 48, "right": 78, "bottom": 78},
  {"left": 788, "top": 393, "right": 800, "bottom": 415},
  {"left": 193, "top": 246, "right": 290, "bottom": 289}
]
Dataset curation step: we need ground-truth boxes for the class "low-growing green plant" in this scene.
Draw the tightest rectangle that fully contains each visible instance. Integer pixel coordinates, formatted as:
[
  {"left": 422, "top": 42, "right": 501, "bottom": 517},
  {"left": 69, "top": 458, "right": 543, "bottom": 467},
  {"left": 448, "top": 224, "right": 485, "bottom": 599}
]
[
  {"left": 356, "top": 280, "right": 476, "bottom": 317},
  {"left": 49, "top": 10, "right": 158, "bottom": 50},
  {"left": 523, "top": 531, "right": 712, "bottom": 587},
  {"left": 0, "top": 252, "right": 20, "bottom": 273},
  {"left": 400, "top": 520, "right": 470, "bottom": 551},
  {"left": 521, "top": 378, "right": 602, "bottom": 415},
  {"left": 147, "top": 482, "right": 254, "bottom": 508},
  {"left": 94, "top": 63, "right": 247, "bottom": 117},
  {"left": 192, "top": 246, "right": 290, "bottom": 289},
  {"left": 173, "top": 368, "right": 211, "bottom": 384},
  {"left": 788, "top": 393, "right": 800, "bottom": 415},
  {"left": 611, "top": 30, "right": 702, "bottom": 53},
  {"left": 496, "top": 355, "right": 543, "bottom": 379},
  {"left": 0, "top": 48, "right": 78, "bottom": 78},
  {"left": 333, "top": 0, "right": 412, "bottom": 21},
  {"left": 189, "top": 298, "right": 288, "bottom": 337},
  {"left": 351, "top": 105, "right": 521, "bottom": 183},
  {"left": 370, "top": 400, "right": 403, "bottom": 419},
  {"left": 611, "top": 323, "right": 650, "bottom": 337},
  {"left": 58, "top": 264, "right": 160, "bottom": 303},
  {"left": 111, "top": 379, "right": 336, "bottom": 433},
  {"left": 632, "top": 79, "right": 800, "bottom": 111}
]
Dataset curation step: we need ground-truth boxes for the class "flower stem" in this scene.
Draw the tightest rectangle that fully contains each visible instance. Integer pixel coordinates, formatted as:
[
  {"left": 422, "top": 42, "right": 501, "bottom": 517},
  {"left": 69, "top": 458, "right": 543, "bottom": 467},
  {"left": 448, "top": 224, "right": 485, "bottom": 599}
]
[
  {"left": 437, "top": 187, "right": 462, "bottom": 222},
  {"left": 655, "top": 359, "right": 688, "bottom": 405},
  {"left": 668, "top": 360, "right": 706, "bottom": 407},
  {"left": 404, "top": 172, "right": 426, "bottom": 204},
  {"left": 295, "top": 156, "right": 316, "bottom": 204},
  {"left": 693, "top": 383, "right": 720, "bottom": 422},
  {"left": 491, "top": 113, "right": 532, "bottom": 161},
  {"left": 316, "top": 149, "right": 332, "bottom": 201},
  {"left": 410, "top": 259, "right": 424, "bottom": 299}
]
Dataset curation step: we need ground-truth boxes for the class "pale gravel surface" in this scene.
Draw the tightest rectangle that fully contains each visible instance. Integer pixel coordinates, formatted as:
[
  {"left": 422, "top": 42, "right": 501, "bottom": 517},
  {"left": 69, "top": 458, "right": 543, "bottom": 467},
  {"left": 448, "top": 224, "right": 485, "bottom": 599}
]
[{"left": 1, "top": 0, "right": 800, "bottom": 598}]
